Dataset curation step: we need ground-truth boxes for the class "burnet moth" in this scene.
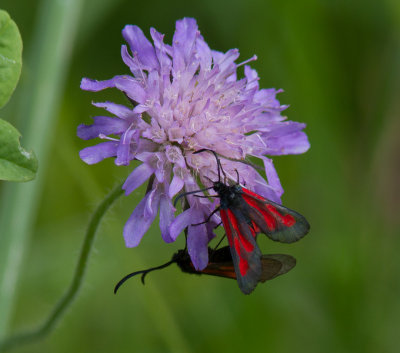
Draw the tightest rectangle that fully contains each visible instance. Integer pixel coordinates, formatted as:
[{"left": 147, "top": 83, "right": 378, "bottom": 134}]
[
  {"left": 114, "top": 246, "right": 296, "bottom": 294},
  {"left": 174, "top": 149, "right": 310, "bottom": 294}
]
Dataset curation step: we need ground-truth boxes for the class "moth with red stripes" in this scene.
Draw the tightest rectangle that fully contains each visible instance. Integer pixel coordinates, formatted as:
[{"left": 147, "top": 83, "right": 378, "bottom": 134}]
[
  {"left": 176, "top": 149, "right": 310, "bottom": 294},
  {"left": 114, "top": 246, "right": 296, "bottom": 294}
]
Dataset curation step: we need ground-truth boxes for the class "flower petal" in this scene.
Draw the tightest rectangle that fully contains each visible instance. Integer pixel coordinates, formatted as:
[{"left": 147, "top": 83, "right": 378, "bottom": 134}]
[
  {"left": 123, "top": 162, "right": 155, "bottom": 195},
  {"left": 77, "top": 116, "right": 127, "bottom": 140},
  {"left": 116, "top": 129, "right": 140, "bottom": 166},
  {"left": 254, "top": 88, "right": 283, "bottom": 109},
  {"left": 169, "top": 207, "right": 194, "bottom": 241},
  {"left": 260, "top": 156, "right": 284, "bottom": 198},
  {"left": 169, "top": 174, "right": 184, "bottom": 198},
  {"left": 92, "top": 101, "right": 134, "bottom": 119},
  {"left": 81, "top": 76, "right": 146, "bottom": 104},
  {"left": 213, "top": 49, "right": 239, "bottom": 74},
  {"left": 121, "top": 44, "right": 137, "bottom": 73},
  {"left": 265, "top": 131, "right": 310, "bottom": 155},
  {"left": 253, "top": 171, "right": 281, "bottom": 204},
  {"left": 245, "top": 65, "right": 259, "bottom": 90},
  {"left": 147, "top": 70, "right": 160, "bottom": 102},
  {"left": 255, "top": 121, "right": 310, "bottom": 155},
  {"left": 79, "top": 142, "right": 118, "bottom": 165},
  {"left": 187, "top": 220, "right": 208, "bottom": 270},
  {"left": 123, "top": 191, "right": 159, "bottom": 247},
  {"left": 159, "top": 194, "right": 175, "bottom": 243},
  {"left": 258, "top": 121, "right": 306, "bottom": 135},
  {"left": 150, "top": 28, "right": 172, "bottom": 74},
  {"left": 80, "top": 77, "right": 115, "bottom": 91},
  {"left": 122, "top": 25, "right": 159, "bottom": 70},
  {"left": 165, "top": 145, "right": 185, "bottom": 167},
  {"left": 145, "top": 186, "right": 162, "bottom": 218},
  {"left": 113, "top": 76, "right": 147, "bottom": 103},
  {"left": 195, "top": 35, "right": 212, "bottom": 71},
  {"left": 173, "top": 18, "right": 198, "bottom": 71}
]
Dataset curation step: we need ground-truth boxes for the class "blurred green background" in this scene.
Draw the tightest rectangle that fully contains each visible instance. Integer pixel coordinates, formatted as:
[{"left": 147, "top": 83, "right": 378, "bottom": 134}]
[{"left": 1, "top": 0, "right": 400, "bottom": 352}]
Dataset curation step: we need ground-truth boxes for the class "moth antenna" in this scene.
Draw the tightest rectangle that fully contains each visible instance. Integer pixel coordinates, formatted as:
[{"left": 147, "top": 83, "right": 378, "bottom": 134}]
[
  {"left": 141, "top": 260, "right": 175, "bottom": 284},
  {"left": 193, "top": 149, "right": 227, "bottom": 183},
  {"left": 234, "top": 169, "right": 240, "bottom": 185},
  {"left": 173, "top": 186, "right": 214, "bottom": 207},
  {"left": 203, "top": 175, "right": 214, "bottom": 183},
  {"left": 193, "top": 194, "right": 219, "bottom": 198},
  {"left": 114, "top": 259, "right": 176, "bottom": 294}
]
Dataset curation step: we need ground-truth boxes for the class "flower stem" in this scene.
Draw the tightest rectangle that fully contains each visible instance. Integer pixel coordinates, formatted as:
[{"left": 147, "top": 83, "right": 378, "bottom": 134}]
[{"left": 0, "top": 182, "right": 124, "bottom": 352}]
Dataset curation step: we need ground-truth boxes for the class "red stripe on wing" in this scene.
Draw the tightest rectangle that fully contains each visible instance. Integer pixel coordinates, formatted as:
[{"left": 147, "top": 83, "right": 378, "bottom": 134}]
[
  {"left": 241, "top": 187, "right": 310, "bottom": 243},
  {"left": 242, "top": 187, "right": 296, "bottom": 230},
  {"left": 229, "top": 209, "right": 252, "bottom": 278},
  {"left": 227, "top": 209, "right": 254, "bottom": 253},
  {"left": 242, "top": 193, "right": 278, "bottom": 231},
  {"left": 266, "top": 204, "right": 296, "bottom": 226},
  {"left": 220, "top": 208, "right": 259, "bottom": 283}
]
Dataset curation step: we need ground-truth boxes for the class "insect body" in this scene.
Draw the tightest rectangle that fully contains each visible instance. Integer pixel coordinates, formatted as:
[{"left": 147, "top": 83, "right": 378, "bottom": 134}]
[
  {"left": 187, "top": 149, "right": 310, "bottom": 294},
  {"left": 114, "top": 246, "right": 296, "bottom": 294}
]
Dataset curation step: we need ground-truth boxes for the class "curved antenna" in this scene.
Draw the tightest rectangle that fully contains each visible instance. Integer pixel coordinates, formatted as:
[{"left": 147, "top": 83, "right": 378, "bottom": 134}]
[
  {"left": 193, "top": 149, "right": 227, "bottom": 182},
  {"left": 114, "top": 259, "right": 175, "bottom": 294},
  {"left": 173, "top": 186, "right": 213, "bottom": 207},
  {"left": 234, "top": 169, "right": 240, "bottom": 185}
]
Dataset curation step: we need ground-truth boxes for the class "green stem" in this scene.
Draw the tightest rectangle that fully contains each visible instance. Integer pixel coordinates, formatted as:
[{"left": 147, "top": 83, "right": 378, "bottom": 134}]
[{"left": 0, "top": 182, "right": 124, "bottom": 352}]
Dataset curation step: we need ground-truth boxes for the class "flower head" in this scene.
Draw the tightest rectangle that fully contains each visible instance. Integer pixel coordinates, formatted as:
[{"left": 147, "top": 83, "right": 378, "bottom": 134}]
[{"left": 78, "top": 18, "right": 309, "bottom": 270}]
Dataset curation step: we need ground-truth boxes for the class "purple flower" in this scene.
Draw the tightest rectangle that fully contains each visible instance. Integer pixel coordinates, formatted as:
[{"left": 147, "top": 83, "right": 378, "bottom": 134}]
[{"left": 78, "top": 18, "right": 310, "bottom": 270}]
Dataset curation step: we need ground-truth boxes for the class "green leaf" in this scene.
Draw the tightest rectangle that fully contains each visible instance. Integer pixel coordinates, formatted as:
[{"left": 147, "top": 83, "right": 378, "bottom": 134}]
[
  {"left": 0, "top": 118, "right": 38, "bottom": 182},
  {"left": 0, "top": 10, "right": 23, "bottom": 109}
]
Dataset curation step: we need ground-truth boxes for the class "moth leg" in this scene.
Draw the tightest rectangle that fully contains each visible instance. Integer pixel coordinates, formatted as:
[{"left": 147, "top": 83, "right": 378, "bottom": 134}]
[
  {"left": 214, "top": 221, "right": 222, "bottom": 228},
  {"left": 213, "top": 233, "right": 226, "bottom": 251},
  {"left": 191, "top": 207, "right": 221, "bottom": 226}
]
